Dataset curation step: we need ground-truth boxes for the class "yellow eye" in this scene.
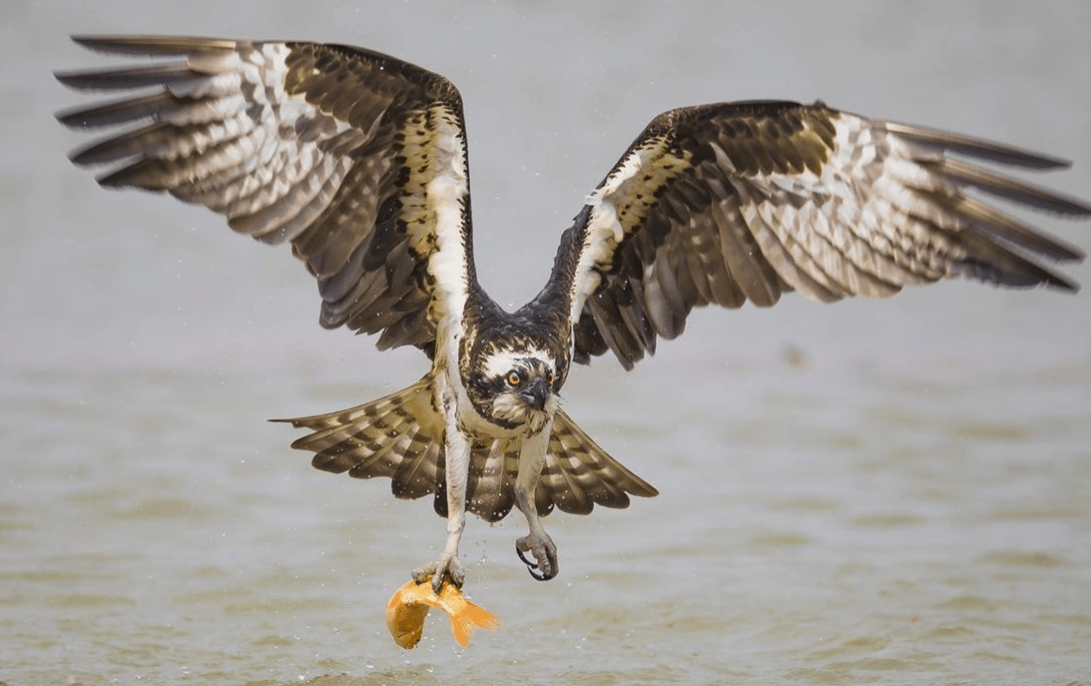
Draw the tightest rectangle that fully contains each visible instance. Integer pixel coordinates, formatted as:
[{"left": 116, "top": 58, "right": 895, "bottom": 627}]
[
  {"left": 547, "top": 370, "right": 556, "bottom": 386},
  {"left": 506, "top": 371, "right": 521, "bottom": 387}
]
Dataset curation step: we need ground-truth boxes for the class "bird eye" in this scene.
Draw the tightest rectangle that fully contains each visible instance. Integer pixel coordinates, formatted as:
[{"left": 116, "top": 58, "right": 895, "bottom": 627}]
[
  {"left": 506, "top": 371, "right": 521, "bottom": 387},
  {"left": 548, "top": 370, "right": 556, "bottom": 386}
]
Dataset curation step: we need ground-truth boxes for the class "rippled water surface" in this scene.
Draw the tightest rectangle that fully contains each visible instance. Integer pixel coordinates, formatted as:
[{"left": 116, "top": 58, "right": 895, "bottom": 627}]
[{"left": 2, "top": 2, "right": 1090, "bottom": 685}]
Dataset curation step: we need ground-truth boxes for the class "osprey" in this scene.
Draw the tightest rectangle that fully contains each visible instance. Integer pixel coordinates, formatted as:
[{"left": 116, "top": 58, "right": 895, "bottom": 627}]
[{"left": 56, "top": 36, "right": 1088, "bottom": 591}]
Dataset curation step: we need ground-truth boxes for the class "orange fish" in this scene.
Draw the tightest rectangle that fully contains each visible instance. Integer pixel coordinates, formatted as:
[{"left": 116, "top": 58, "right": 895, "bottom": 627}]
[{"left": 385, "top": 577, "right": 501, "bottom": 648}]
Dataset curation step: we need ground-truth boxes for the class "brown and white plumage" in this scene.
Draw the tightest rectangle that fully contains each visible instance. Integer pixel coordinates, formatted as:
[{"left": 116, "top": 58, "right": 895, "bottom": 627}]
[
  {"left": 278, "top": 378, "right": 650, "bottom": 522},
  {"left": 561, "top": 101, "right": 1086, "bottom": 369},
  {"left": 55, "top": 35, "right": 1087, "bottom": 589},
  {"left": 56, "top": 35, "right": 471, "bottom": 354}
]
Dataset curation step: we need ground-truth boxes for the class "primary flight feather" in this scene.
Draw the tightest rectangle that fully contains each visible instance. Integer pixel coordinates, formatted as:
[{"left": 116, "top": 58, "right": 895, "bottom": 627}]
[{"left": 55, "top": 35, "right": 1088, "bottom": 589}]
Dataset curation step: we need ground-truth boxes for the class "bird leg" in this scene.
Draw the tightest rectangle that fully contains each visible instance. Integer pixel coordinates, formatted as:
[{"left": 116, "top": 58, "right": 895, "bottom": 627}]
[
  {"left": 513, "top": 424, "right": 558, "bottom": 581},
  {"left": 412, "top": 519, "right": 465, "bottom": 592},
  {"left": 413, "top": 392, "right": 470, "bottom": 592}
]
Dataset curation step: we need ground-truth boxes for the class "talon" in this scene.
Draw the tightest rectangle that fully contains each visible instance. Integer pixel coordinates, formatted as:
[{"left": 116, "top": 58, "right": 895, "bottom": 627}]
[
  {"left": 515, "top": 532, "right": 558, "bottom": 581},
  {"left": 515, "top": 545, "right": 538, "bottom": 569},
  {"left": 412, "top": 555, "right": 464, "bottom": 592},
  {"left": 527, "top": 565, "right": 549, "bottom": 581},
  {"left": 442, "top": 568, "right": 465, "bottom": 592},
  {"left": 411, "top": 562, "right": 435, "bottom": 585}
]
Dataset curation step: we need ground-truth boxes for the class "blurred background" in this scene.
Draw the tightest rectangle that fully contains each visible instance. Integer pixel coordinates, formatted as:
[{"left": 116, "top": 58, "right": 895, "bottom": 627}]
[{"left": 1, "top": 1, "right": 1088, "bottom": 684}]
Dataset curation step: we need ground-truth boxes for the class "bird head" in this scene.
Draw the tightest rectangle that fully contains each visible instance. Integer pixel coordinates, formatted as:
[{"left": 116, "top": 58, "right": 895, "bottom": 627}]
[{"left": 470, "top": 348, "right": 561, "bottom": 432}]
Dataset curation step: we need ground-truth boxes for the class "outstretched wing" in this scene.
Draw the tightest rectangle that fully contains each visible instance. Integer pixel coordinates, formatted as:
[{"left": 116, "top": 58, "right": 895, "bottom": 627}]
[
  {"left": 55, "top": 35, "right": 476, "bottom": 356},
  {"left": 556, "top": 100, "right": 1088, "bottom": 369}
]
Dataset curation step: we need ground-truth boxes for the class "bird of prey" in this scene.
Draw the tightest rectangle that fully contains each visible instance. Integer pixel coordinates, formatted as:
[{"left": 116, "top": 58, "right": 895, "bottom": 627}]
[{"left": 55, "top": 36, "right": 1088, "bottom": 592}]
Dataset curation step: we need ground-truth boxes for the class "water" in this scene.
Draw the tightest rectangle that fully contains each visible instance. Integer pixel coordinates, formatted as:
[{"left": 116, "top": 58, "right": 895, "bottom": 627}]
[{"left": 2, "top": 1, "right": 1090, "bottom": 684}]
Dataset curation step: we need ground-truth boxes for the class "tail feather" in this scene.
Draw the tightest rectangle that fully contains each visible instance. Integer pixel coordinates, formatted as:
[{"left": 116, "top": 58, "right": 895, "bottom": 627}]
[
  {"left": 536, "top": 410, "right": 659, "bottom": 517},
  {"left": 464, "top": 438, "right": 520, "bottom": 522},
  {"left": 272, "top": 377, "right": 444, "bottom": 501},
  {"left": 274, "top": 380, "right": 658, "bottom": 520},
  {"left": 391, "top": 425, "right": 444, "bottom": 499}
]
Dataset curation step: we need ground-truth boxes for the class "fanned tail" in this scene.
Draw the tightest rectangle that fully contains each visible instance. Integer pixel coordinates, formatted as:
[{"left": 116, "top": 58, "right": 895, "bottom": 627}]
[
  {"left": 457, "top": 410, "right": 660, "bottom": 522},
  {"left": 274, "top": 381, "right": 658, "bottom": 521},
  {"left": 271, "top": 377, "right": 445, "bottom": 500},
  {"left": 535, "top": 409, "right": 659, "bottom": 516}
]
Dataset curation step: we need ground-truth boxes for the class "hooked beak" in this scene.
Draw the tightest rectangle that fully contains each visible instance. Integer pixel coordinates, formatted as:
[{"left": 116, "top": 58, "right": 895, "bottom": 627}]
[{"left": 519, "top": 377, "right": 550, "bottom": 411}]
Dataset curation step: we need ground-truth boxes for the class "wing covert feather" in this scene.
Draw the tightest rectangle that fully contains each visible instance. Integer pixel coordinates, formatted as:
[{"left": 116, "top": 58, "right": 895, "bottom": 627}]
[
  {"left": 559, "top": 100, "right": 1087, "bottom": 369},
  {"left": 56, "top": 35, "right": 476, "bottom": 357}
]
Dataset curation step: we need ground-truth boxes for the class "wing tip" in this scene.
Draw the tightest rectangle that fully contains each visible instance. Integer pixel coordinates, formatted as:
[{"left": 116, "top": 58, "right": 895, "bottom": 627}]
[
  {"left": 885, "top": 120, "right": 1078, "bottom": 171},
  {"left": 1042, "top": 270, "right": 1081, "bottom": 293},
  {"left": 67, "top": 34, "right": 238, "bottom": 56}
]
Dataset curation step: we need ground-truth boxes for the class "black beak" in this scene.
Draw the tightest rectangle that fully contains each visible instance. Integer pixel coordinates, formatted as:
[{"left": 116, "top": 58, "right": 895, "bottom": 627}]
[{"left": 520, "top": 377, "right": 549, "bottom": 411}]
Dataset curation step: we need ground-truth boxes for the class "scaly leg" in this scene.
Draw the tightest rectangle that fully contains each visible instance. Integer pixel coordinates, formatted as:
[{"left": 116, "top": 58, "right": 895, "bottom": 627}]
[
  {"left": 413, "top": 382, "right": 470, "bottom": 592},
  {"left": 513, "top": 423, "right": 558, "bottom": 581}
]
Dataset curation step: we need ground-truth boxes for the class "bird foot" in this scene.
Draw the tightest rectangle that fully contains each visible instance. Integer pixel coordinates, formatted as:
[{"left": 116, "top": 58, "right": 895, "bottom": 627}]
[
  {"left": 515, "top": 531, "right": 558, "bottom": 581},
  {"left": 413, "top": 553, "right": 464, "bottom": 593}
]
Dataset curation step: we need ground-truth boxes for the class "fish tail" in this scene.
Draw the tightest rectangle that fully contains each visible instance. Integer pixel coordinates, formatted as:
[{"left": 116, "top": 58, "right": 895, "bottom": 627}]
[{"left": 447, "top": 599, "right": 502, "bottom": 647}]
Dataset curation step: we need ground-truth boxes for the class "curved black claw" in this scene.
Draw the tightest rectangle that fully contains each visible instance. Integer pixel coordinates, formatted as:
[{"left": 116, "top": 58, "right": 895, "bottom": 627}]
[
  {"left": 517, "top": 546, "right": 548, "bottom": 581},
  {"left": 526, "top": 565, "right": 549, "bottom": 581},
  {"left": 515, "top": 542, "right": 552, "bottom": 581},
  {"left": 516, "top": 545, "right": 538, "bottom": 570}
]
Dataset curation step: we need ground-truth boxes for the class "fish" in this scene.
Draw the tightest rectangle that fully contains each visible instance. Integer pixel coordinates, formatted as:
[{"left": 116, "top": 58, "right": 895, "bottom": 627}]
[{"left": 385, "top": 576, "right": 502, "bottom": 648}]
